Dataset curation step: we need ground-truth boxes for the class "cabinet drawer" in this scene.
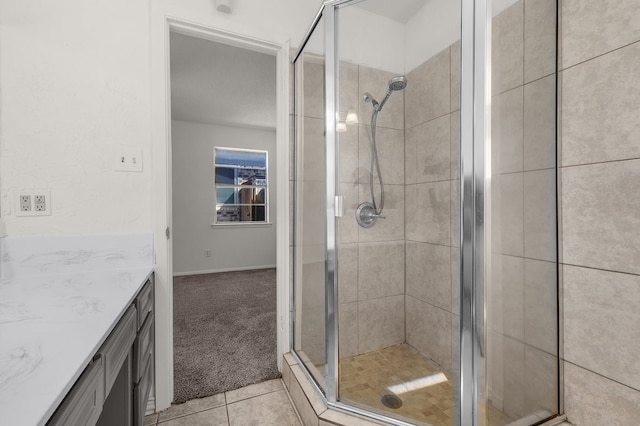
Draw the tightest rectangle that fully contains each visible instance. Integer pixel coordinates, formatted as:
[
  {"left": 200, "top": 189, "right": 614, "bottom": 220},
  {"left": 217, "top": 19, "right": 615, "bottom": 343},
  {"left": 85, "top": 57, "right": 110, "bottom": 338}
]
[
  {"left": 48, "top": 356, "right": 105, "bottom": 426},
  {"left": 136, "top": 278, "right": 153, "bottom": 330},
  {"left": 99, "top": 304, "right": 137, "bottom": 394},
  {"left": 133, "top": 354, "right": 153, "bottom": 426},
  {"left": 133, "top": 312, "right": 154, "bottom": 382}
]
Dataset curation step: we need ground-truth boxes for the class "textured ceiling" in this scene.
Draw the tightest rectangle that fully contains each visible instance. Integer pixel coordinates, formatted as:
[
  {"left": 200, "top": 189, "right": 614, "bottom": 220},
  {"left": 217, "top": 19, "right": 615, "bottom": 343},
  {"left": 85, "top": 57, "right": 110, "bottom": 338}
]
[
  {"left": 170, "top": 33, "right": 276, "bottom": 129},
  {"left": 354, "top": 0, "right": 427, "bottom": 24}
]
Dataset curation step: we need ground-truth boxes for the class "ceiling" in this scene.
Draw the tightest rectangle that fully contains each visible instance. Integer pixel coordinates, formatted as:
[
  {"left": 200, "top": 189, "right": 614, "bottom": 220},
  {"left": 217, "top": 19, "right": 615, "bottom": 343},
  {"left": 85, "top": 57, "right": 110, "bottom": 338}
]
[
  {"left": 354, "top": 0, "right": 427, "bottom": 24},
  {"left": 170, "top": 33, "right": 277, "bottom": 129}
]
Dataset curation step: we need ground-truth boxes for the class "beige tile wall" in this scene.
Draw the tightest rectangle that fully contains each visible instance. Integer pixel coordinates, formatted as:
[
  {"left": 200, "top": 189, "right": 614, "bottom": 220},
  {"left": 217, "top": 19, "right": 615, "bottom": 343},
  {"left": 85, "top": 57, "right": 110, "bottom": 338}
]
[
  {"left": 560, "top": 1, "right": 640, "bottom": 423},
  {"left": 337, "top": 61, "right": 406, "bottom": 358},
  {"left": 404, "top": 44, "right": 460, "bottom": 377},
  {"left": 488, "top": 0, "right": 558, "bottom": 420}
]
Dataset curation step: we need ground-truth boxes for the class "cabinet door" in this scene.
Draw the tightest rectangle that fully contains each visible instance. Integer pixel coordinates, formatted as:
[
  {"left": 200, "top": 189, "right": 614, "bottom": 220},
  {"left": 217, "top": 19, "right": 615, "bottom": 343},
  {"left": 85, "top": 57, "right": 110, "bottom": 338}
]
[
  {"left": 48, "top": 357, "right": 105, "bottom": 426},
  {"left": 100, "top": 304, "right": 137, "bottom": 395},
  {"left": 134, "top": 312, "right": 154, "bottom": 383},
  {"left": 133, "top": 355, "right": 153, "bottom": 426}
]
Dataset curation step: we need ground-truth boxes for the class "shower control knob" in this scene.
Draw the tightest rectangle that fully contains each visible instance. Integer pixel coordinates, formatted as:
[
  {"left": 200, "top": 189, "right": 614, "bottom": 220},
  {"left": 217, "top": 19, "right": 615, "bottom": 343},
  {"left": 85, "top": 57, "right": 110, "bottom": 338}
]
[{"left": 356, "top": 202, "right": 385, "bottom": 228}]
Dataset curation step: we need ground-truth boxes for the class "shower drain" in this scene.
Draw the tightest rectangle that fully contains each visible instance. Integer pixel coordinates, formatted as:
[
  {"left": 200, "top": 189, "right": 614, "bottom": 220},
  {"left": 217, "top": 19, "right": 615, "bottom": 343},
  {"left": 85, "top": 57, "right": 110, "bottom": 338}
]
[{"left": 381, "top": 394, "right": 403, "bottom": 409}]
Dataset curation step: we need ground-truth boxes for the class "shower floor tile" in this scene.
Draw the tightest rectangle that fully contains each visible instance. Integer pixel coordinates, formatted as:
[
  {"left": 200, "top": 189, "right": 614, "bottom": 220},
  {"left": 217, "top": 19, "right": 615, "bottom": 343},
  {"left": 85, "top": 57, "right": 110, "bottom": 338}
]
[
  {"left": 339, "top": 344, "right": 455, "bottom": 425},
  {"left": 338, "top": 344, "right": 514, "bottom": 425}
]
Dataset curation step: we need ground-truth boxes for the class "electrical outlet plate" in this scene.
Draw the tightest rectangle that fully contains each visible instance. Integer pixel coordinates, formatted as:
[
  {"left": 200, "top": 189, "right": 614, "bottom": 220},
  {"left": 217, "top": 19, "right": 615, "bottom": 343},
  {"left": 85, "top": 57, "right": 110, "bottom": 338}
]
[
  {"left": 114, "top": 147, "right": 143, "bottom": 172},
  {"left": 15, "top": 190, "right": 51, "bottom": 217}
]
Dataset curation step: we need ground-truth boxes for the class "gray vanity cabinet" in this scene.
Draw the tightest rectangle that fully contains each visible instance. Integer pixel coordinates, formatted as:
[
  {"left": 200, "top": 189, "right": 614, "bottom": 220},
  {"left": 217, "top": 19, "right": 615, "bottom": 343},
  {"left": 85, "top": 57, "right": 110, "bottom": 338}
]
[
  {"left": 47, "top": 356, "right": 105, "bottom": 426},
  {"left": 47, "top": 274, "right": 155, "bottom": 426},
  {"left": 133, "top": 277, "right": 155, "bottom": 426}
]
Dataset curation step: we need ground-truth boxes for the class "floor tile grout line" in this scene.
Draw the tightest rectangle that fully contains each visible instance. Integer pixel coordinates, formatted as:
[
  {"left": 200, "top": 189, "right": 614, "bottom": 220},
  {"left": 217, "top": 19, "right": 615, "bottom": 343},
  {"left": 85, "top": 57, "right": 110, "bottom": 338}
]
[{"left": 225, "top": 385, "right": 285, "bottom": 405}]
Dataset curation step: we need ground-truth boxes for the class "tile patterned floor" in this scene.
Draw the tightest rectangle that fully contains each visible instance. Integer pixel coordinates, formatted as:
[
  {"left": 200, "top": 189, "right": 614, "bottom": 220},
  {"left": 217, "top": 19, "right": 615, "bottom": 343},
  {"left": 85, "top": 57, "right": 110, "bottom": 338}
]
[
  {"left": 145, "top": 379, "right": 301, "bottom": 426},
  {"left": 339, "top": 344, "right": 514, "bottom": 426},
  {"left": 339, "top": 344, "right": 456, "bottom": 425}
]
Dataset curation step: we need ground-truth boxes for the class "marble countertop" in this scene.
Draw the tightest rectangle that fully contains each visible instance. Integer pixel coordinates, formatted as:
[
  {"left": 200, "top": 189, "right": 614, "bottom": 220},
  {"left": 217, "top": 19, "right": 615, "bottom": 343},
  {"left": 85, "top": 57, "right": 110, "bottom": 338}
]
[{"left": 0, "top": 233, "right": 154, "bottom": 426}]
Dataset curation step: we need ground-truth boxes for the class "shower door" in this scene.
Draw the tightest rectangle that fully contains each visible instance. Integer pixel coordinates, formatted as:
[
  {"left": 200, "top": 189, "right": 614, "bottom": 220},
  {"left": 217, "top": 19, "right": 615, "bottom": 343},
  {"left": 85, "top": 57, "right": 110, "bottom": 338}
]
[{"left": 291, "top": 0, "right": 559, "bottom": 425}]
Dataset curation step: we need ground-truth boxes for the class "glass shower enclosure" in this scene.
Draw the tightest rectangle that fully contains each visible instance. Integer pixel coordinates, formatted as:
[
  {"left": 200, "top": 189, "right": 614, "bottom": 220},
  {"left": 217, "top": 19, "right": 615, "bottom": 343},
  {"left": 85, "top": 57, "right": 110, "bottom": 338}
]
[{"left": 291, "top": 0, "right": 559, "bottom": 425}]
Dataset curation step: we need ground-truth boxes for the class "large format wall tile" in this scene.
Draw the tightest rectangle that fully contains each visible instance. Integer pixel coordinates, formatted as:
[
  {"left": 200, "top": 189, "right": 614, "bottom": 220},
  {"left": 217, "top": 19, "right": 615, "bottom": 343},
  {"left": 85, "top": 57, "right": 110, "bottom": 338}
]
[
  {"left": 405, "top": 181, "right": 451, "bottom": 245},
  {"left": 502, "top": 336, "right": 525, "bottom": 419},
  {"left": 339, "top": 124, "right": 359, "bottom": 183},
  {"left": 338, "top": 243, "right": 358, "bottom": 304},
  {"left": 524, "top": 345, "right": 558, "bottom": 415},
  {"left": 491, "top": 173, "right": 524, "bottom": 257},
  {"left": 564, "top": 362, "right": 640, "bottom": 426},
  {"left": 561, "top": 42, "right": 640, "bottom": 166},
  {"left": 451, "top": 41, "right": 461, "bottom": 112},
  {"left": 405, "top": 47, "right": 451, "bottom": 129},
  {"left": 564, "top": 265, "right": 640, "bottom": 391},
  {"left": 358, "top": 184, "right": 405, "bottom": 242},
  {"left": 561, "top": 159, "right": 640, "bottom": 275},
  {"left": 524, "top": 75, "right": 556, "bottom": 171},
  {"left": 451, "top": 111, "right": 460, "bottom": 179},
  {"left": 301, "top": 117, "right": 326, "bottom": 182},
  {"left": 338, "top": 183, "right": 358, "bottom": 244},
  {"left": 524, "top": 169, "right": 556, "bottom": 262},
  {"left": 301, "top": 181, "right": 326, "bottom": 247},
  {"left": 358, "top": 241, "right": 404, "bottom": 300},
  {"left": 303, "top": 59, "right": 325, "bottom": 120},
  {"left": 492, "top": 86, "right": 524, "bottom": 174},
  {"left": 492, "top": 2, "right": 524, "bottom": 94},
  {"left": 358, "top": 295, "right": 404, "bottom": 353},
  {"left": 451, "top": 247, "right": 460, "bottom": 316},
  {"left": 358, "top": 126, "right": 404, "bottom": 185},
  {"left": 339, "top": 61, "right": 359, "bottom": 119},
  {"left": 358, "top": 66, "right": 404, "bottom": 130},
  {"left": 561, "top": 0, "right": 640, "bottom": 69},
  {"left": 524, "top": 259, "right": 557, "bottom": 355},
  {"left": 491, "top": 255, "right": 524, "bottom": 341},
  {"left": 405, "top": 296, "right": 452, "bottom": 370},
  {"left": 524, "top": 0, "right": 556, "bottom": 83},
  {"left": 406, "top": 241, "right": 451, "bottom": 311},
  {"left": 339, "top": 302, "right": 359, "bottom": 358},
  {"left": 450, "top": 179, "right": 460, "bottom": 248},
  {"left": 405, "top": 115, "right": 451, "bottom": 184}
]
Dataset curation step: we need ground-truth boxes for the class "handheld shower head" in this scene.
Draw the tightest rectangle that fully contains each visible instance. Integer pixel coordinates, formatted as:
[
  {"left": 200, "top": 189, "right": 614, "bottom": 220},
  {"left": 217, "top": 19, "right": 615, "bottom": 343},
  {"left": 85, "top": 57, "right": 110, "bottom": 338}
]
[
  {"left": 377, "top": 75, "right": 408, "bottom": 111},
  {"left": 388, "top": 75, "right": 408, "bottom": 92}
]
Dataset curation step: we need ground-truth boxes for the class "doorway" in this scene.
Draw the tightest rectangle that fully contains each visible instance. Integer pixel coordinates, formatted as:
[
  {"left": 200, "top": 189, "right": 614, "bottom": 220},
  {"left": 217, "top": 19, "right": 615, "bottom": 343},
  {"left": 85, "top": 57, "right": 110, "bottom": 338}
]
[{"left": 169, "top": 31, "right": 280, "bottom": 403}]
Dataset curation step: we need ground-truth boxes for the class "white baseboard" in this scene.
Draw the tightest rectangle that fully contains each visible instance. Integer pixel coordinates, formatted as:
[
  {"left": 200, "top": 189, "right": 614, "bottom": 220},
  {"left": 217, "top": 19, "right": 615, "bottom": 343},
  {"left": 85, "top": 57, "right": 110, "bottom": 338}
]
[{"left": 173, "top": 264, "right": 276, "bottom": 277}]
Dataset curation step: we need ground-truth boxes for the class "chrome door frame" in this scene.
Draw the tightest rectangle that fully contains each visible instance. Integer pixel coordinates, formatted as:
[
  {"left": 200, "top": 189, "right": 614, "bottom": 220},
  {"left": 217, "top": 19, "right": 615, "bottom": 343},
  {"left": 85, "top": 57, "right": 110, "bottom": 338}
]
[{"left": 292, "top": 0, "right": 492, "bottom": 424}]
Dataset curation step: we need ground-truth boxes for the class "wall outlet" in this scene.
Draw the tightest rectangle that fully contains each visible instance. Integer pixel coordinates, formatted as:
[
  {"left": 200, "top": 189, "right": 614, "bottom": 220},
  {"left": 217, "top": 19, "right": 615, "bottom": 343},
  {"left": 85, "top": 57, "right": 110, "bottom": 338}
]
[
  {"left": 20, "top": 195, "right": 32, "bottom": 212},
  {"left": 115, "top": 147, "right": 143, "bottom": 172},
  {"left": 204, "top": 249, "right": 212, "bottom": 258},
  {"left": 15, "top": 190, "right": 51, "bottom": 217},
  {"left": 34, "top": 195, "right": 46, "bottom": 211}
]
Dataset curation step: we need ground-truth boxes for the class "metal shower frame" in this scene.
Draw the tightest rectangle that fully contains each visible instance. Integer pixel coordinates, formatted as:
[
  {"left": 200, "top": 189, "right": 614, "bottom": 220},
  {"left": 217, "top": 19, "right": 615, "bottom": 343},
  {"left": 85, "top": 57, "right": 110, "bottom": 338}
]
[{"left": 292, "top": 0, "right": 490, "bottom": 424}]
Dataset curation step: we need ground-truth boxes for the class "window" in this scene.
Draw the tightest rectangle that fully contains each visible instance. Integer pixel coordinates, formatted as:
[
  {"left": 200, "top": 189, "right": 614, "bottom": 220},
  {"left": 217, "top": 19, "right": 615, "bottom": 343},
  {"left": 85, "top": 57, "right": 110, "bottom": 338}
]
[{"left": 214, "top": 147, "right": 268, "bottom": 224}]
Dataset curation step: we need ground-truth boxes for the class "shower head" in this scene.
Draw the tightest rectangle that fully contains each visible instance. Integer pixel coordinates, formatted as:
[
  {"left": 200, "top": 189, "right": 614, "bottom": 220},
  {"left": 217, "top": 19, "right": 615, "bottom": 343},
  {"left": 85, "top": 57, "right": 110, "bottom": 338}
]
[
  {"left": 377, "top": 75, "right": 407, "bottom": 111},
  {"left": 388, "top": 75, "right": 408, "bottom": 92}
]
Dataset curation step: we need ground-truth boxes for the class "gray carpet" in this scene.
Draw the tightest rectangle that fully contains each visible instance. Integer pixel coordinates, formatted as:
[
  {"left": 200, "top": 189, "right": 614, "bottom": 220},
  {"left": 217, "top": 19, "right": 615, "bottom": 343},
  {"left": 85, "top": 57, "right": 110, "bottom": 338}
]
[{"left": 173, "top": 268, "right": 281, "bottom": 403}]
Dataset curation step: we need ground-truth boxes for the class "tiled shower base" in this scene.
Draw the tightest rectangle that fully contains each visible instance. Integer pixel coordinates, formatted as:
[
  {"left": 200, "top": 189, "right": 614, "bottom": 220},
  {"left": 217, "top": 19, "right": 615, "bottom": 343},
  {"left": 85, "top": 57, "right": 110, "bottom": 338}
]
[
  {"left": 284, "top": 344, "right": 522, "bottom": 426},
  {"left": 339, "top": 344, "right": 456, "bottom": 425}
]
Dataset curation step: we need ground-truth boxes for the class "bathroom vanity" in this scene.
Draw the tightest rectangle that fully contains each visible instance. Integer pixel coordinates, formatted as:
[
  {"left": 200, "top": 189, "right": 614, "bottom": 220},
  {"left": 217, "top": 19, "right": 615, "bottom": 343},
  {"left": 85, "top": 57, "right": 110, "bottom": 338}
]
[{"left": 0, "top": 234, "right": 155, "bottom": 426}]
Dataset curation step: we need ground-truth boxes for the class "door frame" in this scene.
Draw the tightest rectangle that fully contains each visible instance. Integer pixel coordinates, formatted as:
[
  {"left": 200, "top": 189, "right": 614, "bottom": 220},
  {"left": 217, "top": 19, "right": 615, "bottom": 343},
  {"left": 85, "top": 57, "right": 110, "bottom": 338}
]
[{"left": 151, "top": 18, "right": 290, "bottom": 411}]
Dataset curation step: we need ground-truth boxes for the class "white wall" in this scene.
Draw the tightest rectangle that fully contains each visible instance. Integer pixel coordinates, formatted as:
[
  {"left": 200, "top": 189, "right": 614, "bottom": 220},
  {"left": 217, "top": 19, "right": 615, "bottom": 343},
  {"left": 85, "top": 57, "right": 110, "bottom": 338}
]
[
  {"left": 0, "top": 0, "right": 151, "bottom": 235},
  {"left": 404, "top": 0, "right": 521, "bottom": 72},
  {"left": 405, "top": 0, "right": 461, "bottom": 72},
  {"left": 171, "top": 120, "right": 276, "bottom": 274},
  {"left": 0, "top": 0, "right": 321, "bottom": 237}
]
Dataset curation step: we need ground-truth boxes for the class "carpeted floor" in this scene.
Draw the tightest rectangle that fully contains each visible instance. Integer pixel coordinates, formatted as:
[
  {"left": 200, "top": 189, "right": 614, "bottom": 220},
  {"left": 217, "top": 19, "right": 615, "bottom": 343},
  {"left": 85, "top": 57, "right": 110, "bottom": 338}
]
[{"left": 173, "top": 268, "right": 281, "bottom": 403}]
